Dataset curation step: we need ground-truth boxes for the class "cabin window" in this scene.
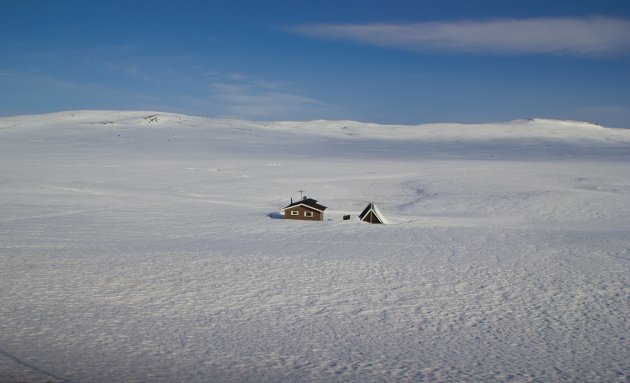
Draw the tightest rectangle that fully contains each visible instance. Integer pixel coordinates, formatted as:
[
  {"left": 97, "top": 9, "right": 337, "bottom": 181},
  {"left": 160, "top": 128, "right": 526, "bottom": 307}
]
[
  {"left": 290, "top": 210, "right": 299, "bottom": 216},
  {"left": 304, "top": 211, "right": 314, "bottom": 218}
]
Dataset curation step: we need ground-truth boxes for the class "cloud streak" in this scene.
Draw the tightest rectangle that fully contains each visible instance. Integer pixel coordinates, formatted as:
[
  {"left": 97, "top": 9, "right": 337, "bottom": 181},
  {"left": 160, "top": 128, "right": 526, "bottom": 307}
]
[
  {"left": 208, "top": 75, "right": 323, "bottom": 120},
  {"left": 291, "top": 17, "right": 630, "bottom": 56}
]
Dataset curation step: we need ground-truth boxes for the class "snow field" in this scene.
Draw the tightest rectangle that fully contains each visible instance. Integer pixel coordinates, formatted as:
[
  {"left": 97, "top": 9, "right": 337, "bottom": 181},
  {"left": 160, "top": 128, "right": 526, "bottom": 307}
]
[{"left": 0, "top": 111, "right": 629, "bottom": 382}]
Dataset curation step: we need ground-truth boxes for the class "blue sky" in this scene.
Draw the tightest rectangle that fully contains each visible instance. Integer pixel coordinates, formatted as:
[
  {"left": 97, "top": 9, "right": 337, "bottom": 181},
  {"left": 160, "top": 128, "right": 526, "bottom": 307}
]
[{"left": 1, "top": 0, "right": 630, "bottom": 127}]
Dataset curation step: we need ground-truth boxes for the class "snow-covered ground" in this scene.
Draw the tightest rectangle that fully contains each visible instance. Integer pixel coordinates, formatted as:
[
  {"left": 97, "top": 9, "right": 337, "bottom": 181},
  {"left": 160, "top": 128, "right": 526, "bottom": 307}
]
[{"left": 1, "top": 111, "right": 629, "bottom": 382}]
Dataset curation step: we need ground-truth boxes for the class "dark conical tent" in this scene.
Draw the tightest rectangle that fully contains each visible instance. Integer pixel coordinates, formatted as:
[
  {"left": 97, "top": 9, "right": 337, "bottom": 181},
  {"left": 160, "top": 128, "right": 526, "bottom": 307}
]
[{"left": 358, "top": 203, "right": 387, "bottom": 224}]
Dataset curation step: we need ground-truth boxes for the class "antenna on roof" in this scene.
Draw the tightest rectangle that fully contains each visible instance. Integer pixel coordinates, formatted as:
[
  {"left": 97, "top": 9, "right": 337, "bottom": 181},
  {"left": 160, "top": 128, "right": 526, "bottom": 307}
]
[{"left": 298, "top": 189, "right": 305, "bottom": 200}]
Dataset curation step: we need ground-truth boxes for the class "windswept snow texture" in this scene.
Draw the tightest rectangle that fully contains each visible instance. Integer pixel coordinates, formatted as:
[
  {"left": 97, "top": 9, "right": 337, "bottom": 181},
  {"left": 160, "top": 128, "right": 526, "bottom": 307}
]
[{"left": 1, "top": 111, "right": 629, "bottom": 383}]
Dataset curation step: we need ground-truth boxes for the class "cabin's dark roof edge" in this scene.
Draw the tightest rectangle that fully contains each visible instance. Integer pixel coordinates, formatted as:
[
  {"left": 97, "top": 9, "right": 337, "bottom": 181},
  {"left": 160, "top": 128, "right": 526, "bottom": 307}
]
[{"left": 283, "top": 198, "right": 327, "bottom": 212}]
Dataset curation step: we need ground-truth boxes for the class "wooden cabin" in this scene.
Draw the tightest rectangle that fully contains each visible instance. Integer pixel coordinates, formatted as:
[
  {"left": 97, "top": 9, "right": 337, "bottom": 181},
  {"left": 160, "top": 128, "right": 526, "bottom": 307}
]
[{"left": 282, "top": 197, "right": 327, "bottom": 221}]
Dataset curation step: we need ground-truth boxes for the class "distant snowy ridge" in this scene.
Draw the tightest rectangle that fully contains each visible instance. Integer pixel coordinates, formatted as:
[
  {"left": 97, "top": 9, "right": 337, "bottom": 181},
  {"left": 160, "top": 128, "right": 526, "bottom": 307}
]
[{"left": 1, "top": 110, "right": 629, "bottom": 148}]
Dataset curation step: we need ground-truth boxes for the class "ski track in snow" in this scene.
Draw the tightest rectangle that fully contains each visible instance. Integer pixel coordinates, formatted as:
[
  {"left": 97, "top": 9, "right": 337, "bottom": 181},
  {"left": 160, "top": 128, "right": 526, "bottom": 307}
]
[{"left": 0, "top": 111, "right": 629, "bottom": 382}]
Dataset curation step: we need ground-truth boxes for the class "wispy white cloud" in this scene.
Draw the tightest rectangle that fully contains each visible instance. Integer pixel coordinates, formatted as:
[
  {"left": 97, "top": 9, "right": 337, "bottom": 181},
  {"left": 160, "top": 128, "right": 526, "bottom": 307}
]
[
  {"left": 1, "top": 70, "right": 86, "bottom": 91},
  {"left": 225, "top": 73, "right": 250, "bottom": 81},
  {"left": 221, "top": 91, "right": 322, "bottom": 119},
  {"left": 253, "top": 79, "right": 294, "bottom": 90},
  {"left": 0, "top": 69, "right": 167, "bottom": 117},
  {"left": 290, "top": 17, "right": 630, "bottom": 56},
  {"left": 222, "top": 73, "right": 292, "bottom": 90},
  {"left": 208, "top": 76, "right": 322, "bottom": 119},
  {"left": 210, "top": 82, "right": 249, "bottom": 94}
]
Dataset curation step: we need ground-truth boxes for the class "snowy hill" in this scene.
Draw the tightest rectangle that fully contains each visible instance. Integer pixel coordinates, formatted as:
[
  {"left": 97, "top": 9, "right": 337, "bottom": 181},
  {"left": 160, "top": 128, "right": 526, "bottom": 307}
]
[{"left": 1, "top": 111, "right": 629, "bottom": 382}]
